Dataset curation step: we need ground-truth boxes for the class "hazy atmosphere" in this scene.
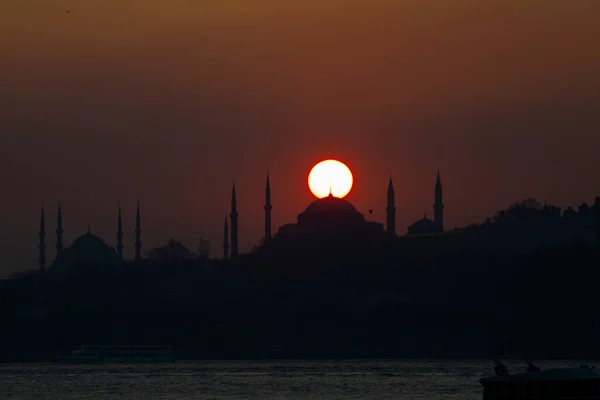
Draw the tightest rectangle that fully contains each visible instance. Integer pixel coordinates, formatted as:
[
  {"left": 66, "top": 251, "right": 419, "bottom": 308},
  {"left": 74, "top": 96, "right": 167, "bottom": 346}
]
[{"left": 1, "top": 0, "right": 599, "bottom": 275}]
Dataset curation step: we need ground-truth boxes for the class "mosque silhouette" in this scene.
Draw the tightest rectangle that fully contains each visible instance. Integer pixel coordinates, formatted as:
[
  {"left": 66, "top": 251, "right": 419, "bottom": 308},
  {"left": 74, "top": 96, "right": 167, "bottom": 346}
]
[
  {"left": 225, "top": 171, "right": 444, "bottom": 259},
  {"left": 36, "top": 171, "right": 445, "bottom": 271},
  {"left": 37, "top": 200, "right": 142, "bottom": 273}
]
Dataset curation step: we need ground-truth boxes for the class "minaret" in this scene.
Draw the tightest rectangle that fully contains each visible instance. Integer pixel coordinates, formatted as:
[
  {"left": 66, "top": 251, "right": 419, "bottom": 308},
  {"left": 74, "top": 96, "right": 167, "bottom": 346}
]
[
  {"left": 434, "top": 169, "right": 444, "bottom": 232},
  {"left": 386, "top": 176, "right": 396, "bottom": 236},
  {"left": 56, "top": 202, "right": 63, "bottom": 259},
  {"left": 116, "top": 202, "right": 123, "bottom": 262},
  {"left": 134, "top": 198, "right": 142, "bottom": 263},
  {"left": 39, "top": 204, "right": 46, "bottom": 272},
  {"left": 223, "top": 217, "right": 229, "bottom": 260},
  {"left": 264, "top": 172, "right": 272, "bottom": 242},
  {"left": 230, "top": 182, "right": 239, "bottom": 259}
]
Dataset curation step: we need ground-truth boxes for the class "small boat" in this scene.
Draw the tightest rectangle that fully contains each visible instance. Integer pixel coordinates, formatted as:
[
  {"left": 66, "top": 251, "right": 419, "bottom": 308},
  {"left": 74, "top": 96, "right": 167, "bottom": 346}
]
[
  {"left": 56, "top": 345, "right": 175, "bottom": 364},
  {"left": 480, "top": 358, "right": 600, "bottom": 399}
]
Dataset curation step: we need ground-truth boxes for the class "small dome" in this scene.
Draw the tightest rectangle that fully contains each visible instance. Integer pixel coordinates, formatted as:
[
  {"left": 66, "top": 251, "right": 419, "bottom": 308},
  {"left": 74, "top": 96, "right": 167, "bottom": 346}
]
[{"left": 304, "top": 194, "right": 357, "bottom": 214}]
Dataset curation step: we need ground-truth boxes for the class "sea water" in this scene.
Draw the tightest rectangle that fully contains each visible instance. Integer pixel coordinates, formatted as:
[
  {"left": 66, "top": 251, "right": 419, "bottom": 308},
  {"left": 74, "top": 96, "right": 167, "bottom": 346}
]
[{"left": 0, "top": 359, "right": 589, "bottom": 399}]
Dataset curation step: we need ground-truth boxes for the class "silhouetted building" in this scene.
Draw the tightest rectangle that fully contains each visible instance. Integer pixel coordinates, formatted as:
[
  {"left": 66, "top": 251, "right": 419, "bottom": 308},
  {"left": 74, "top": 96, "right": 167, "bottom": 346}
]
[
  {"left": 563, "top": 206, "right": 577, "bottom": 218},
  {"left": 276, "top": 192, "right": 385, "bottom": 242},
  {"left": 407, "top": 214, "right": 441, "bottom": 236},
  {"left": 407, "top": 171, "right": 445, "bottom": 236},
  {"left": 197, "top": 238, "right": 210, "bottom": 260},
  {"left": 230, "top": 183, "right": 239, "bottom": 259},
  {"left": 51, "top": 228, "right": 119, "bottom": 272},
  {"left": 264, "top": 173, "right": 272, "bottom": 242},
  {"left": 559, "top": 200, "right": 598, "bottom": 245},
  {"left": 242, "top": 169, "right": 449, "bottom": 255},
  {"left": 579, "top": 202, "right": 591, "bottom": 217},
  {"left": 386, "top": 176, "right": 396, "bottom": 236},
  {"left": 134, "top": 199, "right": 142, "bottom": 263},
  {"left": 541, "top": 201, "right": 562, "bottom": 219},
  {"left": 36, "top": 202, "right": 141, "bottom": 270},
  {"left": 39, "top": 205, "right": 45, "bottom": 273}
]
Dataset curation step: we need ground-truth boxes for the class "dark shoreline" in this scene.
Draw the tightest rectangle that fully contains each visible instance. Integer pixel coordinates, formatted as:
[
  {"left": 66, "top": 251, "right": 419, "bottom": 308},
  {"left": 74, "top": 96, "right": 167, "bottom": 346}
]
[{"left": 1, "top": 353, "right": 596, "bottom": 364}]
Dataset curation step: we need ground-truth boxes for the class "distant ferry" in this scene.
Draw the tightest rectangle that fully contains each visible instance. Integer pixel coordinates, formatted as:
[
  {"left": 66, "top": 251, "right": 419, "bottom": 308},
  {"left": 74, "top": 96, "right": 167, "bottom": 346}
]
[
  {"left": 480, "top": 358, "right": 600, "bottom": 399},
  {"left": 56, "top": 345, "right": 175, "bottom": 364}
]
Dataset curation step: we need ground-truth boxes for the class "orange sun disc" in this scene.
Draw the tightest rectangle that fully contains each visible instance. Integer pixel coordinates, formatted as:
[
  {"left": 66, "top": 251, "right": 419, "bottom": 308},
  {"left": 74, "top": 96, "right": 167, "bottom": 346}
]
[{"left": 308, "top": 159, "right": 353, "bottom": 199}]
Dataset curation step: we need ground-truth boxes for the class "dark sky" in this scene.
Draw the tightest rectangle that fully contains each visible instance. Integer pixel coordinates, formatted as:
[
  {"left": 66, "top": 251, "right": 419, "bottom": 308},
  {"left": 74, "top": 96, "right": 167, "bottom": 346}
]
[{"left": 1, "top": 1, "right": 599, "bottom": 276}]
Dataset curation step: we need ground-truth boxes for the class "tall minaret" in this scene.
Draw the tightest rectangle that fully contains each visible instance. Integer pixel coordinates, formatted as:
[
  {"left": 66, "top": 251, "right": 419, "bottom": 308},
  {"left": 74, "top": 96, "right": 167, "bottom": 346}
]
[
  {"left": 434, "top": 169, "right": 444, "bottom": 232},
  {"left": 223, "top": 217, "right": 229, "bottom": 260},
  {"left": 116, "top": 202, "right": 123, "bottom": 262},
  {"left": 39, "top": 204, "right": 46, "bottom": 272},
  {"left": 134, "top": 198, "right": 142, "bottom": 263},
  {"left": 264, "top": 172, "right": 272, "bottom": 242},
  {"left": 56, "top": 202, "right": 63, "bottom": 259},
  {"left": 230, "top": 182, "right": 239, "bottom": 259},
  {"left": 386, "top": 176, "right": 396, "bottom": 236}
]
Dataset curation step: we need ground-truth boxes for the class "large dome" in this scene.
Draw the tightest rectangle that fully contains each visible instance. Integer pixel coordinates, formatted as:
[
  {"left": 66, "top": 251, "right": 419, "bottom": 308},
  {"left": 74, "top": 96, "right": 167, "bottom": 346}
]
[
  {"left": 71, "top": 232, "right": 110, "bottom": 251},
  {"left": 304, "top": 194, "right": 357, "bottom": 214},
  {"left": 50, "top": 231, "right": 118, "bottom": 272},
  {"left": 409, "top": 217, "right": 436, "bottom": 229},
  {"left": 407, "top": 216, "right": 442, "bottom": 236},
  {"left": 297, "top": 194, "right": 365, "bottom": 227}
]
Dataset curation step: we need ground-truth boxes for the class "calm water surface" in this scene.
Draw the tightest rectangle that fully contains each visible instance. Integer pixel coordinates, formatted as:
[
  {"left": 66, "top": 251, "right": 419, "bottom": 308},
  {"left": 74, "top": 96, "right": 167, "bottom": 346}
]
[{"left": 0, "top": 359, "right": 590, "bottom": 399}]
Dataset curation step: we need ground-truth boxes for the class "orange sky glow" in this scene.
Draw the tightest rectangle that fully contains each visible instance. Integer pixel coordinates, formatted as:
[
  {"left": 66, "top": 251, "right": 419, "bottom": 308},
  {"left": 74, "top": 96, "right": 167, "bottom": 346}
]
[{"left": 1, "top": 1, "right": 599, "bottom": 275}]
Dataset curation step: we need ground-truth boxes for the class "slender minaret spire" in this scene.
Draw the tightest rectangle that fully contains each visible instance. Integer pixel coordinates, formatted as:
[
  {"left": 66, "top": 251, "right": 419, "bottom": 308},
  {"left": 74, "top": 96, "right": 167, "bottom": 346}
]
[
  {"left": 116, "top": 202, "right": 123, "bottom": 262},
  {"left": 434, "top": 169, "right": 444, "bottom": 232},
  {"left": 230, "top": 182, "right": 239, "bottom": 259},
  {"left": 223, "top": 217, "right": 229, "bottom": 260},
  {"left": 39, "top": 204, "right": 46, "bottom": 272},
  {"left": 386, "top": 176, "right": 396, "bottom": 236},
  {"left": 134, "top": 198, "right": 142, "bottom": 263},
  {"left": 264, "top": 172, "right": 272, "bottom": 242},
  {"left": 56, "top": 202, "right": 63, "bottom": 259}
]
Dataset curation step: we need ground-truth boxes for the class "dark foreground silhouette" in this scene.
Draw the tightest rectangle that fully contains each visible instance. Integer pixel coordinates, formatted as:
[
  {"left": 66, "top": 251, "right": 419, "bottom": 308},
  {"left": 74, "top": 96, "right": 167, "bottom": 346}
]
[{"left": 1, "top": 238, "right": 599, "bottom": 362}]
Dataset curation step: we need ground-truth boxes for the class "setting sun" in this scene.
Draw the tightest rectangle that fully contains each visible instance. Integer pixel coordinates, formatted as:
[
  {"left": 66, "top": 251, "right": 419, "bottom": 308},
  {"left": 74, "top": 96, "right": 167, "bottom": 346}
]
[{"left": 308, "top": 159, "right": 353, "bottom": 199}]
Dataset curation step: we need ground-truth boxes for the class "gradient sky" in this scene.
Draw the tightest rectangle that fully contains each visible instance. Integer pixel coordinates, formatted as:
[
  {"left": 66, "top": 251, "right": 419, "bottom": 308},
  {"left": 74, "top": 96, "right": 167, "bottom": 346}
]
[{"left": 1, "top": 1, "right": 599, "bottom": 276}]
